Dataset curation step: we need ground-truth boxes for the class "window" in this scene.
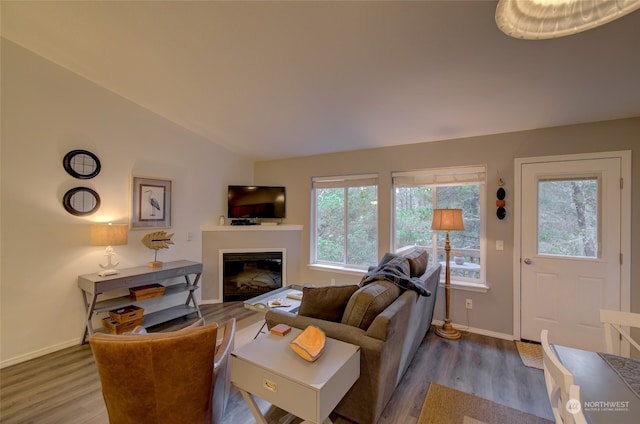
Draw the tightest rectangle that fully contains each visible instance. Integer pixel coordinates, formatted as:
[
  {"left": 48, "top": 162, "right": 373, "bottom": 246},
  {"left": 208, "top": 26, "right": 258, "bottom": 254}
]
[
  {"left": 311, "top": 174, "right": 378, "bottom": 269},
  {"left": 392, "top": 166, "right": 486, "bottom": 286},
  {"left": 538, "top": 176, "right": 599, "bottom": 258}
]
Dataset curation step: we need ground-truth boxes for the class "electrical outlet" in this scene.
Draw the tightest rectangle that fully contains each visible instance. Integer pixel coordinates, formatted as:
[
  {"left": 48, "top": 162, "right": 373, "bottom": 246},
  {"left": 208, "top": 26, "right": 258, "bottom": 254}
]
[
  {"left": 465, "top": 299, "right": 473, "bottom": 309},
  {"left": 331, "top": 278, "right": 336, "bottom": 286}
]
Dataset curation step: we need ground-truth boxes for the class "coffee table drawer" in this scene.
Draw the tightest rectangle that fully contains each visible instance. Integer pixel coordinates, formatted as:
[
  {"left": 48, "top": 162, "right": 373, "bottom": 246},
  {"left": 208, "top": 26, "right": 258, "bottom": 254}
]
[{"left": 232, "top": 356, "right": 317, "bottom": 422}]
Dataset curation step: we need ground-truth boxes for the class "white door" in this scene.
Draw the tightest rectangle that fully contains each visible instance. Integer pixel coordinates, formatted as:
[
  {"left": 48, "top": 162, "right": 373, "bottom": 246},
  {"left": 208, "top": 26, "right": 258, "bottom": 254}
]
[{"left": 520, "top": 157, "right": 621, "bottom": 351}]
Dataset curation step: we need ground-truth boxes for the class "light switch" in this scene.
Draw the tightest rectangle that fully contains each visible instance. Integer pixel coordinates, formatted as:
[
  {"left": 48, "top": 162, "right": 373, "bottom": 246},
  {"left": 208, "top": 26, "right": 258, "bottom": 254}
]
[{"left": 496, "top": 240, "right": 504, "bottom": 251}]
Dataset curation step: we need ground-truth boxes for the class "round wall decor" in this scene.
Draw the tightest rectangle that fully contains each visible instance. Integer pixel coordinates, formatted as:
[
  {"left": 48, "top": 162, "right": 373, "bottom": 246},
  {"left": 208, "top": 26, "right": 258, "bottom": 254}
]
[
  {"left": 496, "top": 187, "right": 507, "bottom": 220},
  {"left": 63, "top": 150, "right": 101, "bottom": 179},
  {"left": 63, "top": 187, "right": 101, "bottom": 216}
]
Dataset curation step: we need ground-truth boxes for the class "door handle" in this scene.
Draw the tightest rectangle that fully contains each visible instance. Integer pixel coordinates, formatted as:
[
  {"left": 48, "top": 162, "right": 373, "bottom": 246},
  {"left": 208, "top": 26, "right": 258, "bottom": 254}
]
[{"left": 523, "top": 258, "right": 532, "bottom": 265}]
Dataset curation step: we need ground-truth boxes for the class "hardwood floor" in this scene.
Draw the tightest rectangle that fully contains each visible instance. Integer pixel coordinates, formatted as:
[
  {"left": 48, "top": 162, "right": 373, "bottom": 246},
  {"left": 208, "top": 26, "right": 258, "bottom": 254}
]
[{"left": 0, "top": 303, "right": 553, "bottom": 423}]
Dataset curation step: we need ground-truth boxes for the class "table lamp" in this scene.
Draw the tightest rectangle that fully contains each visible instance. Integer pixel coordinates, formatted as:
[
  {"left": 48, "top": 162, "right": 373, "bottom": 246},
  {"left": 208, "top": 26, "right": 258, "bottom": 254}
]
[
  {"left": 431, "top": 208, "right": 465, "bottom": 340},
  {"left": 91, "top": 223, "right": 128, "bottom": 277}
]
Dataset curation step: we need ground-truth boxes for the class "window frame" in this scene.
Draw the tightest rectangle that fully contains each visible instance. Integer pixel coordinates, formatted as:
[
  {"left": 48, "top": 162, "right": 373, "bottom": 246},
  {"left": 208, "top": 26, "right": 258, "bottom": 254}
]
[
  {"left": 391, "top": 165, "right": 488, "bottom": 288},
  {"left": 310, "top": 174, "right": 379, "bottom": 270}
]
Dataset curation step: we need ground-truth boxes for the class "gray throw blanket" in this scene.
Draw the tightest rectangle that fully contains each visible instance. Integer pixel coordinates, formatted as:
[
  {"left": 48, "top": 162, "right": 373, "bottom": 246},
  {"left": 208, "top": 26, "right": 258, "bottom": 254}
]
[{"left": 361, "top": 261, "right": 431, "bottom": 297}]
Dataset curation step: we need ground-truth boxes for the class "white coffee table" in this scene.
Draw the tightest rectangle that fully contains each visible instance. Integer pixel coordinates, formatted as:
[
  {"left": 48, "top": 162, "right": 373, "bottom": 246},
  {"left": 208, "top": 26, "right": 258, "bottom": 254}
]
[
  {"left": 231, "top": 328, "right": 360, "bottom": 424},
  {"left": 243, "top": 284, "right": 304, "bottom": 337}
]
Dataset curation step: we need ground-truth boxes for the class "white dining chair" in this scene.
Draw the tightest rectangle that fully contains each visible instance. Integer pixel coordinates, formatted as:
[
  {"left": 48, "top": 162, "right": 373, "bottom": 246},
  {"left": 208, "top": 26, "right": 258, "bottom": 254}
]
[
  {"left": 566, "top": 385, "right": 587, "bottom": 424},
  {"left": 600, "top": 309, "right": 640, "bottom": 357},
  {"left": 541, "top": 329, "right": 583, "bottom": 424}
]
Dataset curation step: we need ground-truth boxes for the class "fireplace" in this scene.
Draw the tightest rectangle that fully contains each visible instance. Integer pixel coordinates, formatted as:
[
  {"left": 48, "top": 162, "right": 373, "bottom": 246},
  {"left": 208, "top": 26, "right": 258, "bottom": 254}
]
[{"left": 220, "top": 249, "right": 285, "bottom": 302}]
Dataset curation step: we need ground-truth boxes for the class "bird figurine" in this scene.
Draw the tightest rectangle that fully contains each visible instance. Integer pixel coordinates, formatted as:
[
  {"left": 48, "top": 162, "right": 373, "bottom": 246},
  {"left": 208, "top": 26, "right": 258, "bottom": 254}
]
[{"left": 141, "top": 231, "right": 174, "bottom": 268}]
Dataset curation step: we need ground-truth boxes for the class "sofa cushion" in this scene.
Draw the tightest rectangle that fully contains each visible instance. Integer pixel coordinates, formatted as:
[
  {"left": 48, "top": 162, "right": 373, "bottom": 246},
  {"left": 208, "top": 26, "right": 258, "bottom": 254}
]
[
  {"left": 378, "top": 252, "right": 401, "bottom": 266},
  {"left": 298, "top": 285, "right": 359, "bottom": 322},
  {"left": 370, "top": 253, "right": 411, "bottom": 277},
  {"left": 361, "top": 251, "right": 431, "bottom": 297},
  {"left": 405, "top": 249, "right": 429, "bottom": 277},
  {"left": 341, "top": 281, "right": 402, "bottom": 330}
]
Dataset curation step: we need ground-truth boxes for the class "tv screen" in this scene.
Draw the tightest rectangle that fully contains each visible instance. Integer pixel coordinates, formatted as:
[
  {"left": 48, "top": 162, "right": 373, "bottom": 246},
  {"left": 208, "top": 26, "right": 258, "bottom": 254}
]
[{"left": 227, "top": 185, "right": 286, "bottom": 219}]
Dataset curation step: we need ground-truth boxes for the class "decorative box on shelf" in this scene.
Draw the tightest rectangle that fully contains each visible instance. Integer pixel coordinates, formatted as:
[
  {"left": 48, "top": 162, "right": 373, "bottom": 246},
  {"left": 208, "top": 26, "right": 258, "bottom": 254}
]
[
  {"left": 130, "top": 283, "right": 166, "bottom": 301},
  {"left": 102, "top": 317, "right": 144, "bottom": 334},
  {"left": 109, "top": 305, "right": 144, "bottom": 323}
]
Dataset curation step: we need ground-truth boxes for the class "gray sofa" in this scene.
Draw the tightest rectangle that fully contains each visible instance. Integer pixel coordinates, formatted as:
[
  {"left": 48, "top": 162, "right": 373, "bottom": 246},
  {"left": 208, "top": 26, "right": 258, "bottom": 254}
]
[{"left": 265, "top": 249, "right": 441, "bottom": 424}]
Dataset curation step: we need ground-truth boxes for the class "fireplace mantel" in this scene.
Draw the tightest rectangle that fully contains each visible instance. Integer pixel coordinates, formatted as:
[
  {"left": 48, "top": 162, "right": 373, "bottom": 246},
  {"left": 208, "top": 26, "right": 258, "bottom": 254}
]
[{"left": 201, "top": 224, "right": 303, "bottom": 232}]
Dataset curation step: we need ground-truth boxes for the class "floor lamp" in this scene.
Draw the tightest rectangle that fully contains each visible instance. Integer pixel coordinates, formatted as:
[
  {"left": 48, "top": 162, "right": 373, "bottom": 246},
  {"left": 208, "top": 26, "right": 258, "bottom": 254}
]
[{"left": 431, "top": 209, "right": 465, "bottom": 340}]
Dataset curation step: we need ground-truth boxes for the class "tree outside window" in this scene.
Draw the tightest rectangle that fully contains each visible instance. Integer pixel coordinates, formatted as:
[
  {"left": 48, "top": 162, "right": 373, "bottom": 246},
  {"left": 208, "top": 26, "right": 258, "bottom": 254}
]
[
  {"left": 393, "top": 167, "right": 486, "bottom": 285},
  {"left": 538, "top": 177, "right": 598, "bottom": 258},
  {"left": 313, "top": 175, "right": 378, "bottom": 268}
]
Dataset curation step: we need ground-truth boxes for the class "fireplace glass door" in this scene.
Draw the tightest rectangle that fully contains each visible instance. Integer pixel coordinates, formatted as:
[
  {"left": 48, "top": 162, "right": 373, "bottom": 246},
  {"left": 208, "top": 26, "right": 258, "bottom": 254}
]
[{"left": 222, "top": 251, "right": 283, "bottom": 301}]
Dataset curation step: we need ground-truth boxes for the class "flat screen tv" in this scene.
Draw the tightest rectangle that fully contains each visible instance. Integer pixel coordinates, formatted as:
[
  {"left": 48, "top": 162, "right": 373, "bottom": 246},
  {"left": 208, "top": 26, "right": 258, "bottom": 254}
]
[{"left": 227, "top": 185, "right": 286, "bottom": 219}]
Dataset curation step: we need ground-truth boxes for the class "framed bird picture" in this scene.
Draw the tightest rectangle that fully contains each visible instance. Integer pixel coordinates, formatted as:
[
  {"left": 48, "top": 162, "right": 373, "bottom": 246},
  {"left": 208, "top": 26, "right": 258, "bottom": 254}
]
[{"left": 131, "top": 176, "right": 172, "bottom": 229}]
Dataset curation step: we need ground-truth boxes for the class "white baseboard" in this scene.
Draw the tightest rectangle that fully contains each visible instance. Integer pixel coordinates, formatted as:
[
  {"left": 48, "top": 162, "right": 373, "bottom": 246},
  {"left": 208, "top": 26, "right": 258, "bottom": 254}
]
[
  {"left": 1, "top": 338, "right": 81, "bottom": 369},
  {"left": 431, "top": 320, "right": 514, "bottom": 341},
  {"left": 200, "top": 299, "right": 222, "bottom": 305}
]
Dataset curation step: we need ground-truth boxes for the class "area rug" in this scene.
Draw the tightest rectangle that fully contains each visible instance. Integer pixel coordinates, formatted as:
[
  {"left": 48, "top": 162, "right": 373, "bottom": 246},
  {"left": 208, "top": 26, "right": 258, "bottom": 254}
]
[
  {"left": 417, "top": 383, "right": 552, "bottom": 424},
  {"left": 515, "top": 341, "right": 543, "bottom": 370}
]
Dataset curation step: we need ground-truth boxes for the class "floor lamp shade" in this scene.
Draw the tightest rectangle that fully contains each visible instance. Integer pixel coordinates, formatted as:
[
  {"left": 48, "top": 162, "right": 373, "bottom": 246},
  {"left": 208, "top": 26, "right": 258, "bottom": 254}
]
[
  {"left": 431, "top": 209, "right": 465, "bottom": 232},
  {"left": 431, "top": 209, "right": 464, "bottom": 340},
  {"left": 91, "top": 223, "right": 128, "bottom": 276}
]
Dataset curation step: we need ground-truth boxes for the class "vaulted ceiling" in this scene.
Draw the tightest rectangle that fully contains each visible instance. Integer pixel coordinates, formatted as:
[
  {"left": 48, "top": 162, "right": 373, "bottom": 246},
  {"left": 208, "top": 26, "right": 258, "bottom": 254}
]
[{"left": 2, "top": 1, "right": 639, "bottom": 160}]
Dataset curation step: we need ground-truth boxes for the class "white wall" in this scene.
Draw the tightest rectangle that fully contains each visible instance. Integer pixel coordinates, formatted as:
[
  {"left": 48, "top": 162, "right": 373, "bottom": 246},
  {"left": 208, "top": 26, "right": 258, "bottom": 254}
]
[{"left": 0, "top": 39, "right": 254, "bottom": 367}]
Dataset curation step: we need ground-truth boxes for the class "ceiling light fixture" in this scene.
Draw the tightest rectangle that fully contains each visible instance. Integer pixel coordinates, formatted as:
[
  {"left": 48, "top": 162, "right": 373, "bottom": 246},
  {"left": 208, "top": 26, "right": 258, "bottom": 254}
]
[{"left": 495, "top": 0, "right": 640, "bottom": 39}]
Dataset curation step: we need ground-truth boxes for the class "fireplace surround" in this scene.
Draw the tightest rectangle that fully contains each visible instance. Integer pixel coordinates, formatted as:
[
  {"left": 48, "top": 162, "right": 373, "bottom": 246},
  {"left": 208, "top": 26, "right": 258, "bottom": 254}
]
[
  {"left": 201, "top": 224, "right": 302, "bottom": 302},
  {"left": 220, "top": 248, "right": 286, "bottom": 302}
]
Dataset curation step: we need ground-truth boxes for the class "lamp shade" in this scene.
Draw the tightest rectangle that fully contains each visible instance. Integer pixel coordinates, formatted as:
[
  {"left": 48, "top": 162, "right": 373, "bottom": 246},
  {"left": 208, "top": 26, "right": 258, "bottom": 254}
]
[
  {"left": 431, "top": 209, "right": 465, "bottom": 231},
  {"left": 496, "top": 0, "right": 640, "bottom": 40},
  {"left": 91, "top": 223, "right": 128, "bottom": 246}
]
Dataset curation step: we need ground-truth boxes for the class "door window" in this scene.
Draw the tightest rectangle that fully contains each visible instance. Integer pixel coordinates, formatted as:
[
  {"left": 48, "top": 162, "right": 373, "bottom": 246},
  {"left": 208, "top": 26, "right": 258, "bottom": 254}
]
[{"left": 537, "top": 176, "right": 599, "bottom": 258}]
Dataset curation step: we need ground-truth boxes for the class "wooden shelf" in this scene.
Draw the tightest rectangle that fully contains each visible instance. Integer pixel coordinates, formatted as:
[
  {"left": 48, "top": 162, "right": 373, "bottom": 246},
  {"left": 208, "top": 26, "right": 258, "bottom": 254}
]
[{"left": 92, "top": 283, "right": 200, "bottom": 314}]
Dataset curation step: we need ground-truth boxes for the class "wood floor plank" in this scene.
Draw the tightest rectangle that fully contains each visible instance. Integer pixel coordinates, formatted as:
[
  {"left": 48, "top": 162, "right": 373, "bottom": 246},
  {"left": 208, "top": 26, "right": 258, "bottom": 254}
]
[{"left": 0, "top": 302, "right": 553, "bottom": 423}]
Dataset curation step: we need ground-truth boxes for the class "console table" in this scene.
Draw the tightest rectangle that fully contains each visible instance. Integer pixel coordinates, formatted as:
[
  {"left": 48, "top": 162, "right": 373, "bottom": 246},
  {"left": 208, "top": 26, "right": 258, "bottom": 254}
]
[{"left": 78, "top": 260, "right": 202, "bottom": 343}]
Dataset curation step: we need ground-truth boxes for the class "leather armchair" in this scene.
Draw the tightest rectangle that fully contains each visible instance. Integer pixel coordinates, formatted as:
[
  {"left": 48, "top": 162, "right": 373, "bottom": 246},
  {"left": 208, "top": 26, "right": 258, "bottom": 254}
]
[{"left": 89, "top": 319, "right": 235, "bottom": 424}]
